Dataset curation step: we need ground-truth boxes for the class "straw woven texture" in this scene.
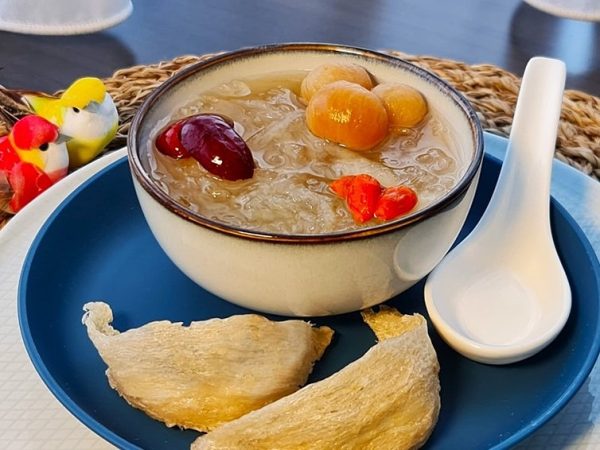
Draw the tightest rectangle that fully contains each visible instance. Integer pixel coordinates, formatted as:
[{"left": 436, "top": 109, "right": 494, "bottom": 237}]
[{"left": 1, "top": 51, "right": 599, "bottom": 228}]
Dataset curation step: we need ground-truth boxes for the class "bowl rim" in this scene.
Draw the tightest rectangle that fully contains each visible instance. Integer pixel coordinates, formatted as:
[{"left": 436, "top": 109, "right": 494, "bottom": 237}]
[{"left": 128, "top": 42, "right": 484, "bottom": 244}]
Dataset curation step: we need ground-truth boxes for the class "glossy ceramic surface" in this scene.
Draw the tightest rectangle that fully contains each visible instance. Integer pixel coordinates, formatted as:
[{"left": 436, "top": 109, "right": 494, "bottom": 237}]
[
  {"left": 128, "top": 43, "right": 484, "bottom": 315},
  {"left": 425, "top": 57, "right": 570, "bottom": 364}
]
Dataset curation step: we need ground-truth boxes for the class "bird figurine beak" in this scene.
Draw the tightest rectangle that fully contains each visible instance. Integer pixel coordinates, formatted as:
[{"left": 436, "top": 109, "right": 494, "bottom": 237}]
[
  {"left": 84, "top": 101, "right": 101, "bottom": 114},
  {"left": 56, "top": 133, "right": 72, "bottom": 144}
]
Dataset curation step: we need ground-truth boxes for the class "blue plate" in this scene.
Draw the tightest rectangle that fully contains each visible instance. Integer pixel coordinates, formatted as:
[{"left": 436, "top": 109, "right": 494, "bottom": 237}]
[{"left": 18, "top": 138, "right": 600, "bottom": 450}]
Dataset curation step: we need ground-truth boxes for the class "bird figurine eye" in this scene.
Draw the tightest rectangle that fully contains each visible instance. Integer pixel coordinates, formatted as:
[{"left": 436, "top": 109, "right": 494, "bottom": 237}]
[
  {"left": 39, "top": 143, "right": 49, "bottom": 151},
  {"left": 72, "top": 107, "right": 80, "bottom": 113}
]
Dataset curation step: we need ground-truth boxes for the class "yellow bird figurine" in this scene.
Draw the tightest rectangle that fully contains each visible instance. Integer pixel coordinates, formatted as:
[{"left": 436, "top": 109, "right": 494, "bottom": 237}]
[{"left": 22, "top": 77, "right": 118, "bottom": 168}]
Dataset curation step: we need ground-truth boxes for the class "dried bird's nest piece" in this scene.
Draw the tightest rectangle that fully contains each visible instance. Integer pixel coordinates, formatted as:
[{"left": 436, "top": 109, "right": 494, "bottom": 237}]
[
  {"left": 82, "top": 302, "right": 334, "bottom": 432},
  {"left": 192, "top": 306, "right": 440, "bottom": 450}
]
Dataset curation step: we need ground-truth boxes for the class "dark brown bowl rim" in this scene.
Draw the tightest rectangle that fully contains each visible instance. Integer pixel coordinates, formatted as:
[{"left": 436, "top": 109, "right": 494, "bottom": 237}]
[{"left": 128, "top": 42, "right": 484, "bottom": 244}]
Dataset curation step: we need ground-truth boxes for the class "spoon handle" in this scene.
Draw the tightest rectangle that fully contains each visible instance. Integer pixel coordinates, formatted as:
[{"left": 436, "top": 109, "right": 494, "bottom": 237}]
[{"left": 483, "top": 57, "right": 565, "bottom": 235}]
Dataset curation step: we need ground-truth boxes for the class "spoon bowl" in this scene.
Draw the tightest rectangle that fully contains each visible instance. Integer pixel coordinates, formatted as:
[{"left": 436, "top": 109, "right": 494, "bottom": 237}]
[{"left": 424, "top": 57, "right": 571, "bottom": 365}]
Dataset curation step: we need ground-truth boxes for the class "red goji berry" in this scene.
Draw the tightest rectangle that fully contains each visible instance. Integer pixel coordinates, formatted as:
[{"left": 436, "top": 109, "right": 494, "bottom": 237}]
[
  {"left": 345, "top": 174, "right": 382, "bottom": 223},
  {"left": 374, "top": 185, "right": 418, "bottom": 220},
  {"left": 330, "top": 175, "right": 356, "bottom": 198}
]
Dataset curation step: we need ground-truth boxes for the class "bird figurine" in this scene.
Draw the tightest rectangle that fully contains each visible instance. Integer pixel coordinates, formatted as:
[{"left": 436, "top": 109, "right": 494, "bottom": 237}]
[
  {"left": 0, "top": 115, "right": 69, "bottom": 214},
  {"left": 22, "top": 77, "right": 118, "bottom": 168},
  {"left": 0, "top": 77, "right": 118, "bottom": 169}
]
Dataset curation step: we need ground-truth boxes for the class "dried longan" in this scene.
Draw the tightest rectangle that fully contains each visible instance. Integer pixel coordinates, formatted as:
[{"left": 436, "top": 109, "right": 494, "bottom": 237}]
[
  {"left": 301, "top": 63, "right": 374, "bottom": 103},
  {"left": 306, "top": 80, "right": 389, "bottom": 151},
  {"left": 372, "top": 82, "right": 428, "bottom": 128}
]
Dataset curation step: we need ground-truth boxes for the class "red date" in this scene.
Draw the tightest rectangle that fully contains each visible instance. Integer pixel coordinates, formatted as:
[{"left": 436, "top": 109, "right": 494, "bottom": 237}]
[
  {"left": 156, "top": 120, "right": 188, "bottom": 159},
  {"left": 155, "top": 114, "right": 254, "bottom": 181}
]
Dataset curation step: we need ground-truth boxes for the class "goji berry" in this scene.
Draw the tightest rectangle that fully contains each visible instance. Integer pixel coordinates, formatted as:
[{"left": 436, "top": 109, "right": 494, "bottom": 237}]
[
  {"left": 330, "top": 175, "right": 356, "bottom": 198},
  {"left": 345, "top": 174, "right": 382, "bottom": 223},
  {"left": 374, "top": 185, "right": 418, "bottom": 220}
]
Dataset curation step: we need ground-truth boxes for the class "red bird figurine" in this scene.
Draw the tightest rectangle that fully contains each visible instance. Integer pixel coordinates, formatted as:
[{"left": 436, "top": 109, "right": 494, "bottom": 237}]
[{"left": 0, "top": 115, "right": 69, "bottom": 214}]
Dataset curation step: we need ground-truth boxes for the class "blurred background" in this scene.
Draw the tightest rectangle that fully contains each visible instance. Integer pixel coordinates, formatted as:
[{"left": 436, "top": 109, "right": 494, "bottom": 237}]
[{"left": 0, "top": 0, "right": 598, "bottom": 95}]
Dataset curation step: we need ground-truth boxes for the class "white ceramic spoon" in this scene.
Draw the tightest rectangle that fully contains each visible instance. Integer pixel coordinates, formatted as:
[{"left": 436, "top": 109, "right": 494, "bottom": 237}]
[{"left": 424, "top": 57, "right": 570, "bottom": 365}]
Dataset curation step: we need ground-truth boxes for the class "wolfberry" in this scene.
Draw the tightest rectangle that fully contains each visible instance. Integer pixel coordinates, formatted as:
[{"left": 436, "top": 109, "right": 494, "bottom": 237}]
[
  {"left": 345, "top": 174, "right": 382, "bottom": 223},
  {"left": 330, "top": 175, "right": 356, "bottom": 198},
  {"left": 374, "top": 185, "right": 418, "bottom": 220}
]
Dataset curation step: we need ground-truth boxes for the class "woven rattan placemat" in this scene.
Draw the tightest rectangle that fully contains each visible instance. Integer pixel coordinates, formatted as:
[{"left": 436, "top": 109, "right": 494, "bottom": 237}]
[{"left": 1, "top": 51, "right": 599, "bottom": 228}]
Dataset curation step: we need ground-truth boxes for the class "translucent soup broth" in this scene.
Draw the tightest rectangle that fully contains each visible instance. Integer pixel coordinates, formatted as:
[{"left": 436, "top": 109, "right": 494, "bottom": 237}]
[{"left": 149, "top": 71, "right": 468, "bottom": 234}]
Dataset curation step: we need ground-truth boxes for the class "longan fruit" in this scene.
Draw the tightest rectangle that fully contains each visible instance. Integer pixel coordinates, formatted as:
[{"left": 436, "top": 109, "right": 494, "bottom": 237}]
[
  {"left": 301, "top": 63, "right": 374, "bottom": 103},
  {"left": 372, "top": 82, "right": 428, "bottom": 128},
  {"left": 306, "top": 80, "right": 389, "bottom": 151}
]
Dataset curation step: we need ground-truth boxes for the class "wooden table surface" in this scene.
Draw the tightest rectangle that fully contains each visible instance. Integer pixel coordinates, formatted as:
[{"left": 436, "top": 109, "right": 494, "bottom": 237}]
[{"left": 0, "top": 0, "right": 599, "bottom": 97}]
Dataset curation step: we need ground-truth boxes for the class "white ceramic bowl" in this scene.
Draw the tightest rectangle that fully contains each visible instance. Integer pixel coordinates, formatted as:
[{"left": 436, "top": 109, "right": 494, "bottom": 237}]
[{"left": 128, "top": 43, "right": 484, "bottom": 316}]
